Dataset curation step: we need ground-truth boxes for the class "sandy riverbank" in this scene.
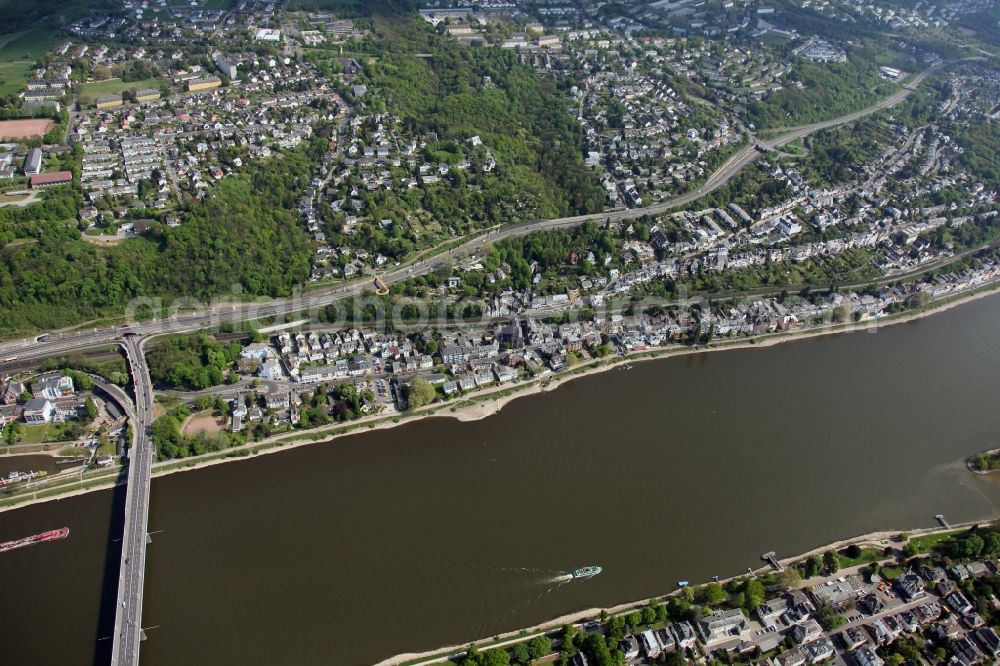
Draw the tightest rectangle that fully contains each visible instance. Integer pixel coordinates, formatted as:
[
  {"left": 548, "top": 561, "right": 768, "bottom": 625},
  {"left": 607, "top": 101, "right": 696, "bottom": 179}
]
[
  {"left": 376, "top": 520, "right": 988, "bottom": 666},
  {"left": 1, "top": 282, "right": 999, "bottom": 514}
]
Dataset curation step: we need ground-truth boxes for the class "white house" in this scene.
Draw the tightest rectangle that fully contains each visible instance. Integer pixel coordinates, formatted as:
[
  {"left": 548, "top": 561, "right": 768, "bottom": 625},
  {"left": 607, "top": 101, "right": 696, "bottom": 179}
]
[
  {"left": 258, "top": 359, "right": 283, "bottom": 380},
  {"left": 240, "top": 343, "right": 271, "bottom": 362},
  {"left": 37, "top": 375, "right": 74, "bottom": 400},
  {"left": 22, "top": 399, "right": 53, "bottom": 424}
]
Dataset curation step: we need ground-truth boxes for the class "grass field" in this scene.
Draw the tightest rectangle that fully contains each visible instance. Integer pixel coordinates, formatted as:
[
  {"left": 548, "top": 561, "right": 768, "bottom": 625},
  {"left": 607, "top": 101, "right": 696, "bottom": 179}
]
[
  {"left": 0, "top": 26, "right": 59, "bottom": 62},
  {"left": 78, "top": 77, "right": 166, "bottom": 104},
  {"left": 0, "top": 24, "right": 59, "bottom": 97},
  {"left": 835, "top": 546, "right": 884, "bottom": 569},
  {"left": 908, "top": 530, "right": 962, "bottom": 554},
  {"left": 19, "top": 422, "right": 76, "bottom": 444},
  {"left": 879, "top": 564, "right": 905, "bottom": 580},
  {"left": 0, "top": 61, "right": 33, "bottom": 96}
]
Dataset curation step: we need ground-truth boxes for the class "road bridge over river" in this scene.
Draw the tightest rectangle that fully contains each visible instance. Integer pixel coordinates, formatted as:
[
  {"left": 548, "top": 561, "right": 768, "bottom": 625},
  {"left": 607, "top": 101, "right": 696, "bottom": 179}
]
[{"left": 109, "top": 335, "right": 155, "bottom": 666}]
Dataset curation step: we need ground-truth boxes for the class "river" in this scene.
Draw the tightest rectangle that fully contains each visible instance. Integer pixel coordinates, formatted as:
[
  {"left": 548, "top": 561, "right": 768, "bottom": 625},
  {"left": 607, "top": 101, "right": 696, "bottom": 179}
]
[
  {"left": 0, "top": 453, "right": 84, "bottom": 478},
  {"left": 3, "top": 295, "right": 1000, "bottom": 666}
]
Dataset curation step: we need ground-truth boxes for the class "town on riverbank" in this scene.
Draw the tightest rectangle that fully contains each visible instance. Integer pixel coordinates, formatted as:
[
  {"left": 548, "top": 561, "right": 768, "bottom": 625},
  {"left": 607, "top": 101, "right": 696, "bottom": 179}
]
[
  {"left": 3, "top": 0, "right": 1000, "bottom": 505},
  {"left": 2, "top": 276, "right": 1000, "bottom": 511},
  {"left": 385, "top": 522, "right": 1000, "bottom": 666}
]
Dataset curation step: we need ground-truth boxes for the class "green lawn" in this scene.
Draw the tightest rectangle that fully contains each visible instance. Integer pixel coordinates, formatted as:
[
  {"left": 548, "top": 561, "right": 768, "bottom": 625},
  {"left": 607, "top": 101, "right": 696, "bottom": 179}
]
[
  {"left": 836, "top": 546, "right": 884, "bottom": 569},
  {"left": 879, "top": 565, "right": 905, "bottom": 580},
  {"left": 78, "top": 77, "right": 167, "bottom": 104},
  {"left": 0, "top": 61, "right": 33, "bottom": 96},
  {"left": 19, "top": 422, "right": 77, "bottom": 444},
  {"left": 908, "top": 530, "right": 962, "bottom": 554},
  {"left": 0, "top": 26, "right": 59, "bottom": 62}
]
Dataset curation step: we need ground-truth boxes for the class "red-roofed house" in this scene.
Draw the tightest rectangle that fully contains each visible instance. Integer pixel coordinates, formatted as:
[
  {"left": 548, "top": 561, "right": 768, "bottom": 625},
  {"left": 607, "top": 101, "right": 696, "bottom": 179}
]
[{"left": 30, "top": 171, "right": 73, "bottom": 188}]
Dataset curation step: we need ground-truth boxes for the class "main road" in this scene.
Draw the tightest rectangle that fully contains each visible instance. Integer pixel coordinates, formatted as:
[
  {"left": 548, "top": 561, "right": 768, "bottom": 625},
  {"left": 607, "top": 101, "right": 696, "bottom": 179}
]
[
  {"left": 110, "top": 335, "right": 156, "bottom": 666},
  {"left": 0, "top": 63, "right": 942, "bottom": 364}
]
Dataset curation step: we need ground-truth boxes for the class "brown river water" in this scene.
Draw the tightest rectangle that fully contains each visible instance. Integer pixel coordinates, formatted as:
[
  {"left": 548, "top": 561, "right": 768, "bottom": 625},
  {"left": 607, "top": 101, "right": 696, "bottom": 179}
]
[{"left": 2, "top": 295, "right": 1000, "bottom": 665}]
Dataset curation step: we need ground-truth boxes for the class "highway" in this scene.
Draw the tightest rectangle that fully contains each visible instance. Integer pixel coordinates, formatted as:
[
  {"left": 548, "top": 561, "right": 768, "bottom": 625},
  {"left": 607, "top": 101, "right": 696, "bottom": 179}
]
[
  {"left": 109, "top": 335, "right": 155, "bottom": 666},
  {"left": 0, "top": 63, "right": 942, "bottom": 366}
]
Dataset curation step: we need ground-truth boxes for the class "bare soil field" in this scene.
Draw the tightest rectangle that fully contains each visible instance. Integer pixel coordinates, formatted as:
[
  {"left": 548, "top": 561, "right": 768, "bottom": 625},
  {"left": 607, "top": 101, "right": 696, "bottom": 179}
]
[
  {"left": 0, "top": 118, "right": 54, "bottom": 139},
  {"left": 181, "top": 412, "right": 227, "bottom": 437}
]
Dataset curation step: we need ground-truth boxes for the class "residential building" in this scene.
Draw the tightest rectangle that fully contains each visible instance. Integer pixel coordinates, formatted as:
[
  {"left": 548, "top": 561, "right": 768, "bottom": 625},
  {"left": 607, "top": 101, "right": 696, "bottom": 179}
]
[
  {"left": 811, "top": 579, "right": 855, "bottom": 608},
  {"left": 946, "top": 591, "right": 975, "bottom": 615},
  {"left": 265, "top": 392, "right": 290, "bottom": 411},
  {"left": 2, "top": 380, "right": 25, "bottom": 405},
  {"left": 865, "top": 619, "right": 893, "bottom": 646},
  {"left": 853, "top": 645, "right": 884, "bottom": 666},
  {"left": 655, "top": 628, "right": 675, "bottom": 652},
  {"left": 135, "top": 88, "right": 160, "bottom": 103},
  {"left": 803, "top": 637, "right": 835, "bottom": 663},
  {"left": 23, "top": 148, "right": 42, "bottom": 176},
  {"left": 840, "top": 626, "right": 869, "bottom": 651},
  {"left": 30, "top": 171, "right": 73, "bottom": 188},
  {"left": 96, "top": 94, "right": 123, "bottom": 109},
  {"left": 757, "top": 597, "right": 789, "bottom": 624},
  {"left": 240, "top": 343, "right": 271, "bottom": 361},
  {"left": 215, "top": 54, "right": 238, "bottom": 79},
  {"left": 254, "top": 28, "right": 281, "bottom": 41},
  {"left": 975, "top": 627, "right": 1000, "bottom": 657},
  {"left": 697, "top": 608, "right": 747, "bottom": 644},
  {"left": 639, "top": 630, "right": 661, "bottom": 658},
  {"left": 36, "top": 375, "right": 74, "bottom": 400},
  {"left": 258, "top": 359, "right": 283, "bottom": 380},
  {"left": 952, "top": 635, "right": 986, "bottom": 665},
  {"left": 620, "top": 635, "right": 640, "bottom": 661},
  {"left": 792, "top": 619, "right": 824, "bottom": 645},
  {"left": 776, "top": 647, "right": 807, "bottom": 666},
  {"left": 22, "top": 398, "right": 53, "bottom": 424},
  {"left": 672, "top": 621, "right": 697, "bottom": 648},
  {"left": 858, "top": 593, "right": 884, "bottom": 615},
  {"left": 894, "top": 571, "right": 926, "bottom": 600},
  {"left": 188, "top": 76, "right": 222, "bottom": 92}
]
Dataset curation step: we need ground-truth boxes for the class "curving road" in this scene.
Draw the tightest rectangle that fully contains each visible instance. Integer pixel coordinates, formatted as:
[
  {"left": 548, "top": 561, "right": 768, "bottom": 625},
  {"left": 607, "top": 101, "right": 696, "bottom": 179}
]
[{"left": 0, "top": 63, "right": 942, "bottom": 364}]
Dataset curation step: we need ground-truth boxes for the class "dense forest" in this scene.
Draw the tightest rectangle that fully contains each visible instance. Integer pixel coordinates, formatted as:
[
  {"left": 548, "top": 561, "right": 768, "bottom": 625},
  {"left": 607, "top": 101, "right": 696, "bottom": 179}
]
[
  {"left": 0, "top": 0, "right": 116, "bottom": 32},
  {"left": 798, "top": 116, "right": 888, "bottom": 187},
  {"left": 949, "top": 120, "right": 1000, "bottom": 189},
  {"left": 146, "top": 333, "right": 244, "bottom": 390},
  {"left": 745, "top": 53, "right": 900, "bottom": 130},
  {"left": 0, "top": 137, "right": 323, "bottom": 337}
]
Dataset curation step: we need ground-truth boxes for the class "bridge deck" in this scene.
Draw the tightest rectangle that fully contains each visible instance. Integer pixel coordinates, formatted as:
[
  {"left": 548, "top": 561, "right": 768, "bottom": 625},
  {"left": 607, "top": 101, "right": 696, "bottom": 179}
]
[{"left": 110, "top": 338, "right": 155, "bottom": 666}]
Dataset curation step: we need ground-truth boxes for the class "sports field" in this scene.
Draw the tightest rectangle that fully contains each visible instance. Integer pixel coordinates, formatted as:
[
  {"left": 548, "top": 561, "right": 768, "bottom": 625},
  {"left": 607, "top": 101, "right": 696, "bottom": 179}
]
[
  {"left": 0, "top": 118, "right": 55, "bottom": 139},
  {"left": 0, "top": 61, "right": 32, "bottom": 97}
]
